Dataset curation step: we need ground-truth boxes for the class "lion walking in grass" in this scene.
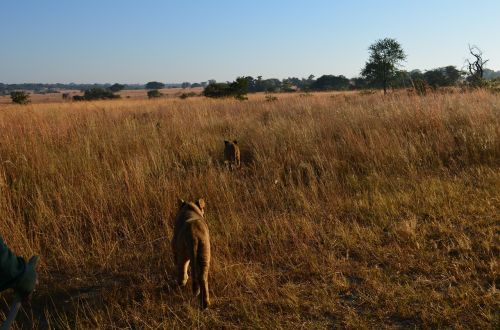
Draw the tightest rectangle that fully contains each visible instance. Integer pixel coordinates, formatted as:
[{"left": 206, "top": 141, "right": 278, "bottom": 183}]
[
  {"left": 171, "top": 198, "right": 211, "bottom": 309},
  {"left": 224, "top": 140, "right": 240, "bottom": 169}
]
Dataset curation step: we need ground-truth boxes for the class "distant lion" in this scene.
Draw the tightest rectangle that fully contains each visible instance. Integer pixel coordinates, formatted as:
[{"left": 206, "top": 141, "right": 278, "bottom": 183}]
[
  {"left": 171, "top": 198, "right": 211, "bottom": 309},
  {"left": 224, "top": 140, "right": 241, "bottom": 169}
]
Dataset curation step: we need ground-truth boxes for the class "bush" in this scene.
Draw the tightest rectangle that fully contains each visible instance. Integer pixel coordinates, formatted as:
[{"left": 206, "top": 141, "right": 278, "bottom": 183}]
[
  {"left": 73, "top": 95, "right": 85, "bottom": 101},
  {"left": 234, "top": 94, "right": 248, "bottom": 101},
  {"left": 265, "top": 94, "right": 278, "bottom": 102},
  {"left": 83, "top": 88, "right": 120, "bottom": 101},
  {"left": 10, "top": 91, "right": 30, "bottom": 104},
  {"left": 203, "top": 77, "right": 248, "bottom": 100},
  {"left": 203, "top": 83, "right": 232, "bottom": 98},
  {"left": 147, "top": 90, "right": 162, "bottom": 99},
  {"left": 179, "top": 92, "right": 197, "bottom": 99}
]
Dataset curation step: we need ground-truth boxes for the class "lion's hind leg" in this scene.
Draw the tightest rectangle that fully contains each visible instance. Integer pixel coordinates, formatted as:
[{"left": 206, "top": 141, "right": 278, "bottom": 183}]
[
  {"left": 189, "top": 238, "right": 200, "bottom": 297},
  {"left": 175, "top": 248, "right": 190, "bottom": 286}
]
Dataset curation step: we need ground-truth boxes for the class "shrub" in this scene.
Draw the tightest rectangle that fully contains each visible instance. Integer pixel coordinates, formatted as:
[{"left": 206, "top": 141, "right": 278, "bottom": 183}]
[
  {"left": 147, "top": 90, "right": 162, "bottom": 99},
  {"left": 203, "top": 83, "right": 232, "bottom": 98},
  {"left": 179, "top": 92, "right": 197, "bottom": 99},
  {"left": 83, "top": 88, "right": 120, "bottom": 100},
  {"left": 203, "top": 77, "right": 248, "bottom": 100},
  {"left": 265, "top": 94, "right": 278, "bottom": 102},
  {"left": 235, "top": 94, "right": 248, "bottom": 101},
  {"left": 72, "top": 95, "right": 85, "bottom": 101},
  {"left": 10, "top": 91, "right": 30, "bottom": 104}
]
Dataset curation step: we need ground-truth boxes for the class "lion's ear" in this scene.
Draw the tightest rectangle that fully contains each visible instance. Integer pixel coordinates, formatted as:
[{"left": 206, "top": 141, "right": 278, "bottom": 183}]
[
  {"left": 233, "top": 140, "right": 238, "bottom": 144},
  {"left": 196, "top": 198, "right": 206, "bottom": 210},
  {"left": 178, "top": 199, "right": 186, "bottom": 208}
]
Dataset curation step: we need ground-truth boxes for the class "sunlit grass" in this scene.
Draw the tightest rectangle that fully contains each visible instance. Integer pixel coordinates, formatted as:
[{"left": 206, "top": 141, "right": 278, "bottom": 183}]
[{"left": 0, "top": 90, "right": 498, "bottom": 328}]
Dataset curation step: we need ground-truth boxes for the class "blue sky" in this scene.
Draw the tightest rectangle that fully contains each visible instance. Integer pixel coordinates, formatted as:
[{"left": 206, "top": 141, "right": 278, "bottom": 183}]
[{"left": 1, "top": 0, "right": 499, "bottom": 83}]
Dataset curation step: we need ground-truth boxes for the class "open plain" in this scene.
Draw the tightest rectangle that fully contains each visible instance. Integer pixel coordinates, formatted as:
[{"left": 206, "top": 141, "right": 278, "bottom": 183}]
[{"left": 0, "top": 91, "right": 498, "bottom": 328}]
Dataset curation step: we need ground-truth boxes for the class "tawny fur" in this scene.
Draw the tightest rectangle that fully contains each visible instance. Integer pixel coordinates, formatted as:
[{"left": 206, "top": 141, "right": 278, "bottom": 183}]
[
  {"left": 171, "top": 198, "right": 211, "bottom": 309},
  {"left": 224, "top": 140, "right": 241, "bottom": 169}
]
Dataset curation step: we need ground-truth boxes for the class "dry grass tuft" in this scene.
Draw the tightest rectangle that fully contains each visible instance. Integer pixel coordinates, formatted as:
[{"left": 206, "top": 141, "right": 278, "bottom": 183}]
[{"left": 0, "top": 91, "right": 499, "bottom": 328}]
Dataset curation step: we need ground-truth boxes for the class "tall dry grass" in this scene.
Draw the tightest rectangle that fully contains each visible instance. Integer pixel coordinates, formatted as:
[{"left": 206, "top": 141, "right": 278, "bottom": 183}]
[{"left": 0, "top": 91, "right": 498, "bottom": 329}]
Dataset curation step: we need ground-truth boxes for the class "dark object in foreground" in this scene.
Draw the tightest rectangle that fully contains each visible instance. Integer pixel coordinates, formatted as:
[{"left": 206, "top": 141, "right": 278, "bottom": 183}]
[{"left": 0, "top": 254, "right": 39, "bottom": 330}]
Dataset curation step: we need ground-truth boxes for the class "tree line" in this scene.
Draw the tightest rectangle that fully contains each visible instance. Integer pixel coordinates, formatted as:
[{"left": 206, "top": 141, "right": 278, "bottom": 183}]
[
  {"left": 3, "top": 39, "right": 499, "bottom": 104},
  {"left": 203, "top": 40, "right": 498, "bottom": 98}
]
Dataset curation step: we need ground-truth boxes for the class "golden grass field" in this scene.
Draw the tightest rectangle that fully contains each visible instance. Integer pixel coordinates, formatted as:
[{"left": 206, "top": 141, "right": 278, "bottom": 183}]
[{"left": 0, "top": 90, "right": 498, "bottom": 329}]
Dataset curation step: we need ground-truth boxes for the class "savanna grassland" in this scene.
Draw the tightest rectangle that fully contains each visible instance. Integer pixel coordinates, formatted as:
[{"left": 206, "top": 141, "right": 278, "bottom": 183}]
[{"left": 0, "top": 91, "right": 498, "bottom": 329}]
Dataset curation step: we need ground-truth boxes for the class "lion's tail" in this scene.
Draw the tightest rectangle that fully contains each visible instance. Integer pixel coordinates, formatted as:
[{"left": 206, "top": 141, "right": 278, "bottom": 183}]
[
  {"left": 189, "top": 237, "right": 199, "bottom": 294},
  {"left": 190, "top": 237, "right": 210, "bottom": 294}
]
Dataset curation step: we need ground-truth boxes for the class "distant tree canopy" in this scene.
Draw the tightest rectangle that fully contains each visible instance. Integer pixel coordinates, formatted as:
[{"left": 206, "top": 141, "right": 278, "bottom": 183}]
[
  {"left": 483, "top": 69, "right": 500, "bottom": 80},
  {"left": 310, "top": 75, "right": 350, "bottom": 91},
  {"left": 362, "top": 38, "right": 407, "bottom": 94},
  {"left": 83, "top": 88, "right": 120, "bottom": 100},
  {"left": 10, "top": 91, "right": 30, "bottom": 104},
  {"left": 242, "top": 76, "right": 282, "bottom": 93},
  {"left": 109, "top": 83, "right": 125, "bottom": 92},
  {"left": 181, "top": 82, "right": 191, "bottom": 89},
  {"left": 145, "top": 81, "right": 165, "bottom": 90},
  {"left": 203, "top": 77, "right": 248, "bottom": 99},
  {"left": 423, "top": 66, "right": 463, "bottom": 88},
  {"left": 350, "top": 77, "right": 370, "bottom": 89}
]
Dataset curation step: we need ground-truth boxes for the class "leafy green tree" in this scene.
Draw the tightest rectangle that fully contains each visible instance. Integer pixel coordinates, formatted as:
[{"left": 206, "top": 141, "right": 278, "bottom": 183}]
[
  {"left": 311, "top": 75, "right": 350, "bottom": 91},
  {"left": 229, "top": 77, "right": 248, "bottom": 99},
  {"left": 145, "top": 81, "right": 165, "bottom": 90},
  {"left": 361, "top": 38, "right": 406, "bottom": 94},
  {"left": 351, "top": 77, "right": 370, "bottom": 89},
  {"left": 203, "top": 83, "right": 231, "bottom": 98},
  {"left": 10, "top": 91, "right": 30, "bottom": 104},
  {"left": 109, "top": 83, "right": 125, "bottom": 92},
  {"left": 423, "top": 66, "right": 463, "bottom": 88},
  {"left": 444, "top": 66, "right": 463, "bottom": 85},
  {"left": 203, "top": 77, "right": 248, "bottom": 99}
]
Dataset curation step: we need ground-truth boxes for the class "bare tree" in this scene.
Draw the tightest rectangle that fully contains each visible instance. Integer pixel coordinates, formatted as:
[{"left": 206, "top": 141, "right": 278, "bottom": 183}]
[{"left": 466, "top": 45, "right": 489, "bottom": 85}]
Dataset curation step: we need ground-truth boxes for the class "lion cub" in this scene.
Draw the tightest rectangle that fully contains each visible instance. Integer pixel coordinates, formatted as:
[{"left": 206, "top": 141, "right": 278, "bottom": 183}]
[
  {"left": 172, "top": 198, "right": 211, "bottom": 309},
  {"left": 224, "top": 140, "right": 241, "bottom": 169}
]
